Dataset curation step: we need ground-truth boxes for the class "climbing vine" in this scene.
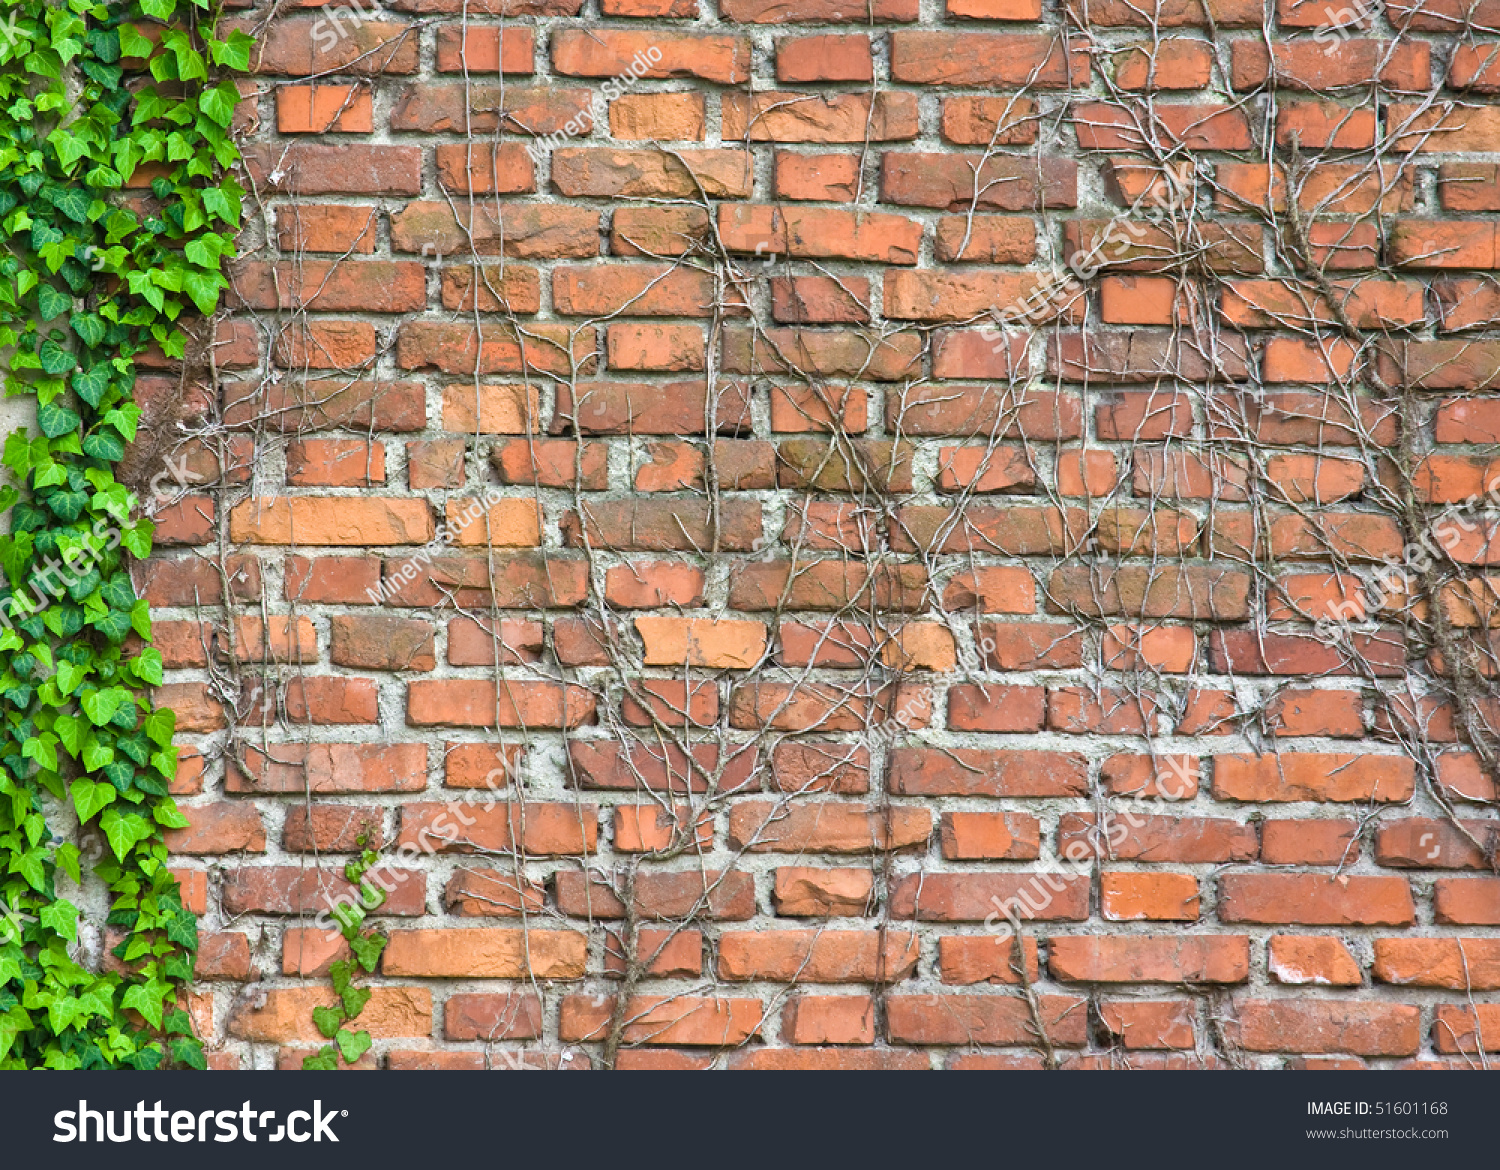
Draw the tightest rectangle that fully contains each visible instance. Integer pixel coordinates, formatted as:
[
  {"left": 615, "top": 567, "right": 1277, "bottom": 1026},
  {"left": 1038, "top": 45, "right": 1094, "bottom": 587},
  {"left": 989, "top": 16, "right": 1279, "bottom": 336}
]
[
  {"left": 303, "top": 838, "right": 388, "bottom": 1070},
  {"left": 0, "top": 0, "right": 248, "bottom": 1067}
]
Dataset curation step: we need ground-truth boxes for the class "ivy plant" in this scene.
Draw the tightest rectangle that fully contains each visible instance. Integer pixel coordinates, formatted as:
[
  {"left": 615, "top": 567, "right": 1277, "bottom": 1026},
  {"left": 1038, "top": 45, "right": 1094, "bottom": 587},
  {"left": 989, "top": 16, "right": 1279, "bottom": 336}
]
[
  {"left": 303, "top": 840, "right": 387, "bottom": 1070},
  {"left": 0, "top": 0, "right": 249, "bottom": 1068}
]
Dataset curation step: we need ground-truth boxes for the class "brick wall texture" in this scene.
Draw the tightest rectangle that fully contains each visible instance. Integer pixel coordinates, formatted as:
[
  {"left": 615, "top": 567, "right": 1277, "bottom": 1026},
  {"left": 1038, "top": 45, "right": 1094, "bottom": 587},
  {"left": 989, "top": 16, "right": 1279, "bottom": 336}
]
[{"left": 147, "top": 0, "right": 1500, "bottom": 1068}]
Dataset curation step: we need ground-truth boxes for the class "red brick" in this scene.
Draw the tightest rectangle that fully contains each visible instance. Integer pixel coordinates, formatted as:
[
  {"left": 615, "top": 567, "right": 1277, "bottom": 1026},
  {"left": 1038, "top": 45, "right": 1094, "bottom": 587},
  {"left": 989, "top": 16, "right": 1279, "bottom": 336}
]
[
  {"left": 890, "top": 748, "right": 1086, "bottom": 797},
  {"left": 227, "top": 744, "right": 427, "bottom": 794},
  {"left": 938, "top": 937, "right": 1040, "bottom": 986},
  {"left": 1099, "top": 1000, "right": 1197, "bottom": 1049},
  {"left": 777, "top": 35, "right": 873, "bottom": 83},
  {"left": 604, "top": 928, "right": 703, "bottom": 978},
  {"left": 892, "top": 873, "right": 1089, "bottom": 923},
  {"left": 1261, "top": 819, "right": 1360, "bottom": 866},
  {"left": 553, "top": 30, "right": 751, "bottom": 83},
  {"left": 165, "top": 804, "right": 265, "bottom": 855},
  {"left": 774, "top": 152, "right": 860, "bottom": 201},
  {"left": 246, "top": 19, "right": 420, "bottom": 75},
  {"left": 881, "top": 153, "right": 1076, "bottom": 211},
  {"left": 561, "top": 996, "right": 763, "bottom": 1046},
  {"left": 730, "top": 801, "right": 931, "bottom": 854},
  {"left": 1219, "top": 874, "right": 1415, "bottom": 925},
  {"left": 947, "top": 685, "right": 1046, "bottom": 732},
  {"left": 444, "top": 993, "right": 543, "bottom": 1041},
  {"left": 1376, "top": 818, "right": 1499, "bottom": 869},
  {"left": 407, "top": 681, "right": 597, "bottom": 728},
  {"left": 557, "top": 870, "right": 754, "bottom": 921},
  {"left": 383, "top": 929, "right": 586, "bottom": 978},
  {"left": 1048, "top": 936, "right": 1250, "bottom": 983},
  {"left": 718, "top": 930, "right": 919, "bottom": 982},
  {"left": 782, "top": 996, "right": 874, "bottom": 1044},
  {"left": 886, "top": 995, "right": 1086, "bottom": 1046},
  {"left": 1213, "top": 752, "right": 1414, "bottom": 802},
  {"left": 1231, "top": 39, "right": 1430, "bottom": 91},
  {"left": 1058, "top": 813, "right": 1256, "bottom": 863},
  {"left": 331, "top": 614, "right": 435, "bottom": 670},
  {"left": 552, "top": 148, "right": 752, "bottom": 199},
  {"left": 722, "top": 92, "right": 917, "bottom": 142},
  {"left": 230, "top": 987, "right": 431, "bottom": 1044},
  {"left": 1231, "top": 1001, "right": 1419, "bottom": 1056},
  {"left": 434, "top": 25, "right": 535, "bottom": 73},
  {"left": 276, "top": 84, "right": 373, "bottom": 133},
  {"left": 223, "top": 866, "right": 424, "bottom": 917},
  {"left": 1269, "top": 936, "right": 1363, "bottom": 986},
  {"left": 283, "top": 677, "right": 380, "bottom": 725},
  {"left": 941, "top": 812, "right": 1041, "bottom": 860},
  {"left": 772, "top": 868, "right": 875, "bottom": 916},
  {"left": 1434, "top": 1005, "right": 1500, "bottom": 1054},
  {"left": 610, "top": 93, "right": 705, "bottom": 141},
  {"left": 398, "top": 801, "right": 596, "bottom": 856},
  {"left": 242, "top": 144, "right": 421, "bottom": 195},
  {"left": 1102, "top": 873, "right": 1200, "bottom": 921},
  {"left": 1435, "top": 879, "right": 1500, "bottom": 925}
]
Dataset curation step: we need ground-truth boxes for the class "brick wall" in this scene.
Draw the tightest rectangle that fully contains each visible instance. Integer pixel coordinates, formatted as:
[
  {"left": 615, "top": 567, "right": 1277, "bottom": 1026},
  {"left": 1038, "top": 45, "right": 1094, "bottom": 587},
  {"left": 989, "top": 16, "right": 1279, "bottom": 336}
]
[{"left": 147, "top": 0, "right": 1500, "bottom": 1068}]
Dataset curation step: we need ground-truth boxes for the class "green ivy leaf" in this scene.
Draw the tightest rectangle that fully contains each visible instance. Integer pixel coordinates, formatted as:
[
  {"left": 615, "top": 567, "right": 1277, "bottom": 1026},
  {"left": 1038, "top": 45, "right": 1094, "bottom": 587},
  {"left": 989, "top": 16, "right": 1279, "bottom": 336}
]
[
  {"left": 70, "top": 313, "right": 106, "bottom": 349},
  {"left": 143, "top": 708, "right": 175, "bottom": 747},
  {"left": 302, "top": 1047, "right": 339, "bottom": 1071},
  {"left": 55, "top": 842, "right": 82, "bottom": 885},
  {"left": 81, "top": 687, "right": 126, "bottom": 726},
  {"left": 182, "top": 270, "right": 223, "bottom": 315},
  {"left": 121, "top": 523, "right": 153, "bottom": 560},
  {"left": 198, "top": 80, "right": 239, "bottom": 128},
  {"left": 36, "top": 399, "right": 80, "bottom": 438},
  {"left": 55, "top": 713, "right": 87, "bottom": 756},
  {"left": 335, "top": 1028, "right": 372, "bottom": 1064},
  {"left": 92, "top": 607, "right": 134, "bottom": 644},
  {"left": 38, "top": 338, "right": 75, "bottom": 376},
  {"left": 21, "top": 734, "right": 58, "bottom": 774},
  {"left": 164, "top": 908, "right": 197, "bottom": 952},
  {"left": 121, "top": 982, "right": 164, "bottom": 1030},
  {"left": 348, "top": 932, "right": 386, "bottom": 974},
  {"left": 152, "top": 802, "right": 189, "bottom": 830},
  {"left": 38, "top": 900, "right": 79, "bottom": 942},
  {"left": 132, "top": 646, "right": 164, "bottom": 686},
  {"left": 71, "top": 778, "right": 116, "bottom": 823},
  {"left": 37, "top": 284, "right": 71, "bottom": 320},
  {"left": 14, "top": 848, "right": 46, "bottom": 891},
  {"left": 339, "top": 983, "right": 371, "bottom": 1020},
  {"left": 118, "top": 23, "right": 155, "bottom": 59},
  {"left": 71, "top": 364, "right": 110, "bottom": 407},
  {"left": 170, "top": 1037, "right": 207, "bottom": 1070},
  {"left": 55, "top": 660, "right": 86, "bottom": 696},
  {"left": 99, "top": 807, "right": 155, "bottom": 861},
  {"left": 82, "top": 432, "right": 125, "bottom": 462},
  {"left": 311, "top": 1005, "right": 343, "bottom": 1040}
]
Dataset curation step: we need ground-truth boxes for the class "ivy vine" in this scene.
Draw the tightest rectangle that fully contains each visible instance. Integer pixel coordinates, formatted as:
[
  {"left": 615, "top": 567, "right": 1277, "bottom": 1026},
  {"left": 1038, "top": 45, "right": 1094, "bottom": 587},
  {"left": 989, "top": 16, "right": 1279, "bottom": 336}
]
[
  {"left": 303, "top": 838, "right": 388, "bottom": 1070},
  {"left": 0, "top": 0, "right": 248, "bottom": 1068}
]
